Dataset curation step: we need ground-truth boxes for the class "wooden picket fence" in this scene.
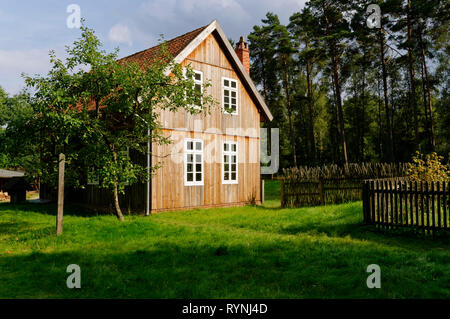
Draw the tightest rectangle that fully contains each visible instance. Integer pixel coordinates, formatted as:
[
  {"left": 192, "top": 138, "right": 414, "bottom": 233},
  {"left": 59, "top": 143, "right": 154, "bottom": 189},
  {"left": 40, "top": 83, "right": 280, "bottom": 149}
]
[
  {"left": 281, "top": 178, "right": 363, "bottom": 208},
  {"left": 363, "top": 180, "right": 450, "bottom": 233}
]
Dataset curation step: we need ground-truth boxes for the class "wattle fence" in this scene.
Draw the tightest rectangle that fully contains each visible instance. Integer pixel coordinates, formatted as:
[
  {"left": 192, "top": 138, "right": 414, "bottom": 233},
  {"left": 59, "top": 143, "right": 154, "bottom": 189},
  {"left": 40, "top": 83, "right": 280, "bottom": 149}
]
[
  {"left": 281, "top": 178, "right": 363, "bottom": 207},
  {"left": 280, "top": 163, "right": 408, "bottom": 208},
  {"left": 363, "top": 180, "right": 450, "bottom": 233}
]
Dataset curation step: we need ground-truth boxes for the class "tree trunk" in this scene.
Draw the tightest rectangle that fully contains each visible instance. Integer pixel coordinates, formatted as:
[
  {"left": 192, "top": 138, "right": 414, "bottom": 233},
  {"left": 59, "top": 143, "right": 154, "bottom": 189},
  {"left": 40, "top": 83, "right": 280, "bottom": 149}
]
[
  {"left": 407, "top": 1, "right": 419, "bottom": 143},
  {"left": 284, "top": 57, "right": 297, "bottom": 167},
  {"left": 379, "top": 28, "right": 394, "bottom": 162},
  {"left": 417, "top": 18, "right": 435, "bottom": 149},
  {"left": 360, "top": 46, "right": 367, "bottom": 161},
  {"left": 112, "top": 150, "right": 125, "bottom": 222},
  {"left": 305, "top": 38, "right": 316, "bottom": 163},
  {"left": 323, "top": 7, "right": 348, "bottom": 164},
  {"left": 113, "top": 180, "right": 125, "bottom": 222}
]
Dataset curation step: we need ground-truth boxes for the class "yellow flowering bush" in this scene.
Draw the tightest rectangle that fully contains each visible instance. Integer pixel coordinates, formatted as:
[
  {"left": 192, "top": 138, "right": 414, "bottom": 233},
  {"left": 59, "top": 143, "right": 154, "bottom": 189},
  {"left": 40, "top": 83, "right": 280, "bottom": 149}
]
[{"left": 407, "top": 151, "right": 450, "bottom": 182}]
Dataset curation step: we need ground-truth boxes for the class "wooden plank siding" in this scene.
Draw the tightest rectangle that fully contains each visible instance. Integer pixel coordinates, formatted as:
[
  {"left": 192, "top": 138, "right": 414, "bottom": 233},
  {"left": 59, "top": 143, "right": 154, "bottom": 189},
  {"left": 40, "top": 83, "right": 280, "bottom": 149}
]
[
  {"left": 150, "top": 33, "right": 262, "bottom": 212},
  {"left": 49, "top": 32, "right": 264, "bottom": 213}
]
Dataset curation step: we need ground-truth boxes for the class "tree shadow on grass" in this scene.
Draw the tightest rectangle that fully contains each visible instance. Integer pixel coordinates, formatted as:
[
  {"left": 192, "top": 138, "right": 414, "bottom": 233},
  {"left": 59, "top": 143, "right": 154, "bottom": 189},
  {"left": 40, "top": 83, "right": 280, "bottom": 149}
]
[{"left": 0, "top": 238, "right": 448, "bottom": 299}]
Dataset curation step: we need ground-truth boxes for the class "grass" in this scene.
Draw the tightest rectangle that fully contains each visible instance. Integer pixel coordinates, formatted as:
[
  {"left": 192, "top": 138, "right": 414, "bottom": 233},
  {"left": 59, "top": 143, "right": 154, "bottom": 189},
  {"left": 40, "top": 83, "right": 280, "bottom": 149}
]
[{"left": 0, "top": 180, "right": 448, "bottom": 298}]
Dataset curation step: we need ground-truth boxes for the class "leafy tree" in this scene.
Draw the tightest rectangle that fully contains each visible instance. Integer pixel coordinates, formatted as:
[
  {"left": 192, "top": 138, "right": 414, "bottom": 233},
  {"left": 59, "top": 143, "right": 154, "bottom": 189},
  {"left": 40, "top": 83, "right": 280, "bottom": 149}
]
[{"left": 25, "top": 25, "right": 214, "bottom": 220}]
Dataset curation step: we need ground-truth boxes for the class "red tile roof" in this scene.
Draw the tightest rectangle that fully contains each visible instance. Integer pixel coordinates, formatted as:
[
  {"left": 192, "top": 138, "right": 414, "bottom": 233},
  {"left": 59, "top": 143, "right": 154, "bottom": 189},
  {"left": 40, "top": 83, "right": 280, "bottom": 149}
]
[{"left": 118, "top": 25, "right": 208, "bottom": 64}]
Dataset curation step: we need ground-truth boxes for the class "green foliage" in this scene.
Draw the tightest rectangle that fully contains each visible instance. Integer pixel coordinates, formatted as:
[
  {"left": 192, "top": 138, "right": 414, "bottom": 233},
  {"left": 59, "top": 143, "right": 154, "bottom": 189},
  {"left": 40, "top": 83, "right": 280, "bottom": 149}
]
[
  {"left": 250, "top": 0, "right": 450, "bottom": 167},
  {"left": 407, "top": 151, "right": 450, "bottom": 182},
  {"left": 23, "top": 24, "right": 216, "bottom": 218}
]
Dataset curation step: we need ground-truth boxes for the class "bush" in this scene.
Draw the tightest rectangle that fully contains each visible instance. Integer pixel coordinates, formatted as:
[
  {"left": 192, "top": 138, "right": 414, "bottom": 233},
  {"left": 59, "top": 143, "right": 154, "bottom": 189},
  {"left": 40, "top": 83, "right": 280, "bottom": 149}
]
[{"left": 406, "top": 152, "right": 450, "bottom": 182}]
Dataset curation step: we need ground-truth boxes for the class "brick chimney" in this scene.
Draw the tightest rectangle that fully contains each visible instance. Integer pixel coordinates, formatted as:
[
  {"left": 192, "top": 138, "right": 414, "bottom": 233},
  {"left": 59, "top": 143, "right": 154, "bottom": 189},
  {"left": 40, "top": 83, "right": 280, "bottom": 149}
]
[{"left": 235, "top": 36, "right": 250, "bottom": 75}]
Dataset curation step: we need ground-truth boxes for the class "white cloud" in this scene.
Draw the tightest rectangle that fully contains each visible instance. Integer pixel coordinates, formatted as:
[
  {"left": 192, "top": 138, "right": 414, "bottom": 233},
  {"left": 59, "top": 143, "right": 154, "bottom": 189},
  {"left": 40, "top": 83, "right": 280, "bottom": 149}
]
[
  {"left": 0, "top": 49, "right": 53, "bottom": 94},
  {"left": 134, "top": 0, "right": 307, "bottom": 47},
  {"left": 108, "top": 24, "right": 133, "bottom": 46}
]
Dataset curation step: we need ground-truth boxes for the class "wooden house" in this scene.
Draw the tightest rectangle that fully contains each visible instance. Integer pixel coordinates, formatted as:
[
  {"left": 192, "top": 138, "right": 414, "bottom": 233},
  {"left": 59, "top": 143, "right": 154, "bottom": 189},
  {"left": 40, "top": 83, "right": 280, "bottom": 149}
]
[{"left": 58, "top": 20, "right": 273, "bottom": 213}]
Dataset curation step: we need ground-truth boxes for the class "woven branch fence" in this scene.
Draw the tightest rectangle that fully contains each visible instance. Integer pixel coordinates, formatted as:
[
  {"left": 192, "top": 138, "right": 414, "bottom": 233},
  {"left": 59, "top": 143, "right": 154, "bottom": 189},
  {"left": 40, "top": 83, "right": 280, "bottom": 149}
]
[{"left": 281, "top": 163, "right": 408, "bottom": 208}]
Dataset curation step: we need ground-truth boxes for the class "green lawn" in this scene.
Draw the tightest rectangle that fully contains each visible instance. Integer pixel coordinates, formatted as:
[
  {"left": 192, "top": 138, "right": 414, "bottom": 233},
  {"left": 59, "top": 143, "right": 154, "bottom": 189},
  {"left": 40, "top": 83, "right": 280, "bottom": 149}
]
[{"left": 0, "top": 180, "right": 448, "bottom": 298}]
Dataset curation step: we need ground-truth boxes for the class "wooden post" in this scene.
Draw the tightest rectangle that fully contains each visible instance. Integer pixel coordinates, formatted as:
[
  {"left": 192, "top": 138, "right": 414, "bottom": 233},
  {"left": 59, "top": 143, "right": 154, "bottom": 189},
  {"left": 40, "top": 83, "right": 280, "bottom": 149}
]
[
  {"left": 362, "top": 182, "right": 368, "bottom": 223},
  {"left": 261, "top": 179, "right": 265, "bottom": 204},
  {"left": 319, "top": 180, "right": 325, "bottom": 205},
  {"left": 56, "top": 153, "right": 65, "bottom": 235}
]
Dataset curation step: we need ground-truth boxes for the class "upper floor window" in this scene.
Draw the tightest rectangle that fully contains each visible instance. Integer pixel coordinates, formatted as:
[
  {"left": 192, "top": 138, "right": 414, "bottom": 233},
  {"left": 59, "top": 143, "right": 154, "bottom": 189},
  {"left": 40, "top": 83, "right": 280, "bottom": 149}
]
[
  {"left": 222, "top": 77, "right": 238, "bottom": 115},
  {"left": 185, "top": 138, "right": 204, "bottom": 186},
  {"left": 222, "top": 141, "right": 238, "bottom": 184},
  {"left": 192, "top": 70, "right": 203, "bottom": 109}
]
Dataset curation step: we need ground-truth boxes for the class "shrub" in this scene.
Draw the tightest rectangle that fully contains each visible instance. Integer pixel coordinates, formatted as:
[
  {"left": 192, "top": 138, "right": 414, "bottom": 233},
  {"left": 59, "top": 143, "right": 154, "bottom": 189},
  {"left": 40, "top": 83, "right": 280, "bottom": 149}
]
[{"left": 406, "top": 152, "right": 450, "bottom": 182}]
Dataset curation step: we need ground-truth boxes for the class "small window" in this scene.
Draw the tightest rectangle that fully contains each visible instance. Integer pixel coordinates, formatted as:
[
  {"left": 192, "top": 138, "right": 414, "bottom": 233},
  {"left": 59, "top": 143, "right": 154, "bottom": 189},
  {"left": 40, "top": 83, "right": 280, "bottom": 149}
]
[
  {"left": 192, "top": 70, "right": 203, "bottom": 108},
  {"left": 222, "top": 141, "right": 238, "bottom": 184},
  {"left": 222, "top": 77, "right": 238, "bottom": 115},
  {"left": 185, "top": 138, "right": 203, "bottom": 186},
  {"left": 184, "top": 69, "right": 203, "bottom": 109}
]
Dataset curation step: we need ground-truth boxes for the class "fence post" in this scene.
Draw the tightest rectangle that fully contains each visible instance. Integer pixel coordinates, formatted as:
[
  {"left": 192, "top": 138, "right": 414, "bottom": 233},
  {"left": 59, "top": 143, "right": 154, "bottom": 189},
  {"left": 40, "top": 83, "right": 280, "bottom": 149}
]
[
  {"left": 281, "top": 179, "right": 285, "bottom": 208},
  {"left": 261, "top": 179, "right": 265, "bottom": 204},
  {"left": 56, "top": 153, "right": 65, "bottom": 235},
  {"left": 319, "top": 179, "right": 325, "bottom": 205},
  {"left": 362, "top": 181, "right": 368, "bottom": 224}
]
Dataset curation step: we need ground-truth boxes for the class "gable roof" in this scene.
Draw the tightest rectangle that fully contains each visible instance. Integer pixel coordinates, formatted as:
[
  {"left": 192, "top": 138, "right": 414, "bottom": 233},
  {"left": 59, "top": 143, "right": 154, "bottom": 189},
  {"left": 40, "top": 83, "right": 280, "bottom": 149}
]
[
  {"left": 119, "top": 25, "right": 208, "bottom": 65},
  {"left": 119, "top": 20, "right": 273, "bottom": 122}
]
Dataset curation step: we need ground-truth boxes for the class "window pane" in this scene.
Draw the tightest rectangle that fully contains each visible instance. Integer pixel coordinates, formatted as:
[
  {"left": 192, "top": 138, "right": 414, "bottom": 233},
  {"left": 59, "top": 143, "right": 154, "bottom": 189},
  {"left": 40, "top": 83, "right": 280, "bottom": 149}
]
[
  {"left": 231, "top": 81, "right": 236, "bottom": 88},
  {"left": 231, "top": 172, "right": 236, "bottom": 180},
  {"left": 231, "top": 91, "right": 236, "bottom": 98},
  {"left": 196, "top": 163, "right": 202, "bottom": 172},
  {"left": 187, "top": 173, "right": 193, "bottom": 182},
  {"left": 187, "top": 154, "right": 193, "bottom": 162},
  {"left": 187, "top": 141, "right": 193, "bottom": 150},
  {"left": 231, "top": 164, "right": 236, "bottom": 172},
  {"left": 195, "top": 83, "right": 201, "bottom": 92},
  {"left": 196, "top": 173, "right": 202, "bottom": 181},
  {"left": 224, "top": 97, "right": 229, "bottom": 103},
  {"left": 232, "top": 144, "right": 236, "bottom": 152},
  {"left": 224, "top": 143, "right": 229, "bottom": 151},
  {"left": 196, "top": 142, "right": 202, "bottom": 150},
  {"left": 224, "top": 172, "right": 229, "bottom": 180},
  {"left": 224, "top": 163, "right": 229, "bottom": 172},
  {"left": 187, "top": 163, "right": 193, "bottom": 173},
  {"left": 224, "top": 155, "right": 229, "bottom": 163},
  {"left": 195, "top": 73, "right": 201, "bottom": 81},
  {"left": 196, "top": 154, "right": 202, "bottom": 162},
  {"left": 224, "top": 79, "right": 229, "bottom": 87},
  {"left": 232, "top": 155, "right": 236, "bottom": 163},
  {"left": 231, "top": 98, "right": 236, "bottom": 105},
  {"left": 224, "top": 90, "right": 229, "bottom": 96}
]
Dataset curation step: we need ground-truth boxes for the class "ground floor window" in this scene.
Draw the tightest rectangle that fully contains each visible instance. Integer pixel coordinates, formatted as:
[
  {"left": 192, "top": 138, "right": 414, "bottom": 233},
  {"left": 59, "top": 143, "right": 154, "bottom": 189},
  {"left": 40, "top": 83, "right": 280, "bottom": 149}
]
[
  {"left": 185, "top": 138, "right": 203, "bottom": 186},
  {"left": 222, "top": 141, "right": 238, "bottom": 184}
]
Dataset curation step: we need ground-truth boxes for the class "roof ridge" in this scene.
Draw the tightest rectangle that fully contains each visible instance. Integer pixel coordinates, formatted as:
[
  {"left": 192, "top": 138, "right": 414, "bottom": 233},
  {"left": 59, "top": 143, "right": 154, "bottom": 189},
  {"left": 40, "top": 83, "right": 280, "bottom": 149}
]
[{"left": 118, "top": 24, "right": 209, "bottom": 62}]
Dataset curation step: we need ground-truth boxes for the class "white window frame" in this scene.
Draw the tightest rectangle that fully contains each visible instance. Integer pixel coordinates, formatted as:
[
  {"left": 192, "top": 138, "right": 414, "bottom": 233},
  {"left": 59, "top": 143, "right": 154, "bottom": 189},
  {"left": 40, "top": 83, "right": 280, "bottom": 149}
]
[
  {"left": 222, "top": 141, "right": 238, "bottom": 184},
  {"left": 184, "top": 68, "right": 203, "bottom": 110},
  {"left": 222, "top": 77, "right": 238, "bottom": 115},
  {"left": 191, "top": 70, "right": 203, "bottom": 110},
  {"left": 184, "top": 138, "right": 204, "bottom": 186}
]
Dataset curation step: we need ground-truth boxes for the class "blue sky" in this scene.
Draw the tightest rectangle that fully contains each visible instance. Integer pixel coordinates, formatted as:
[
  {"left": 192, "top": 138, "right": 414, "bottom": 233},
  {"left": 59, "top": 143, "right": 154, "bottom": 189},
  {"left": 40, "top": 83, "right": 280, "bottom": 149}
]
[{"left": 0, "top": 0, "right": 307, "bottom": 95}]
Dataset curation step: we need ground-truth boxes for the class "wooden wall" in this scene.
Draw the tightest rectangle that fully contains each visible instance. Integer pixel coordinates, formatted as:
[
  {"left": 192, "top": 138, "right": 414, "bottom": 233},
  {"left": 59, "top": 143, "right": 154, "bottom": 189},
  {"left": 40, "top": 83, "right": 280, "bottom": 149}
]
[{"left": 151, "top": 32, "right": 262, "bottom": 211}]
